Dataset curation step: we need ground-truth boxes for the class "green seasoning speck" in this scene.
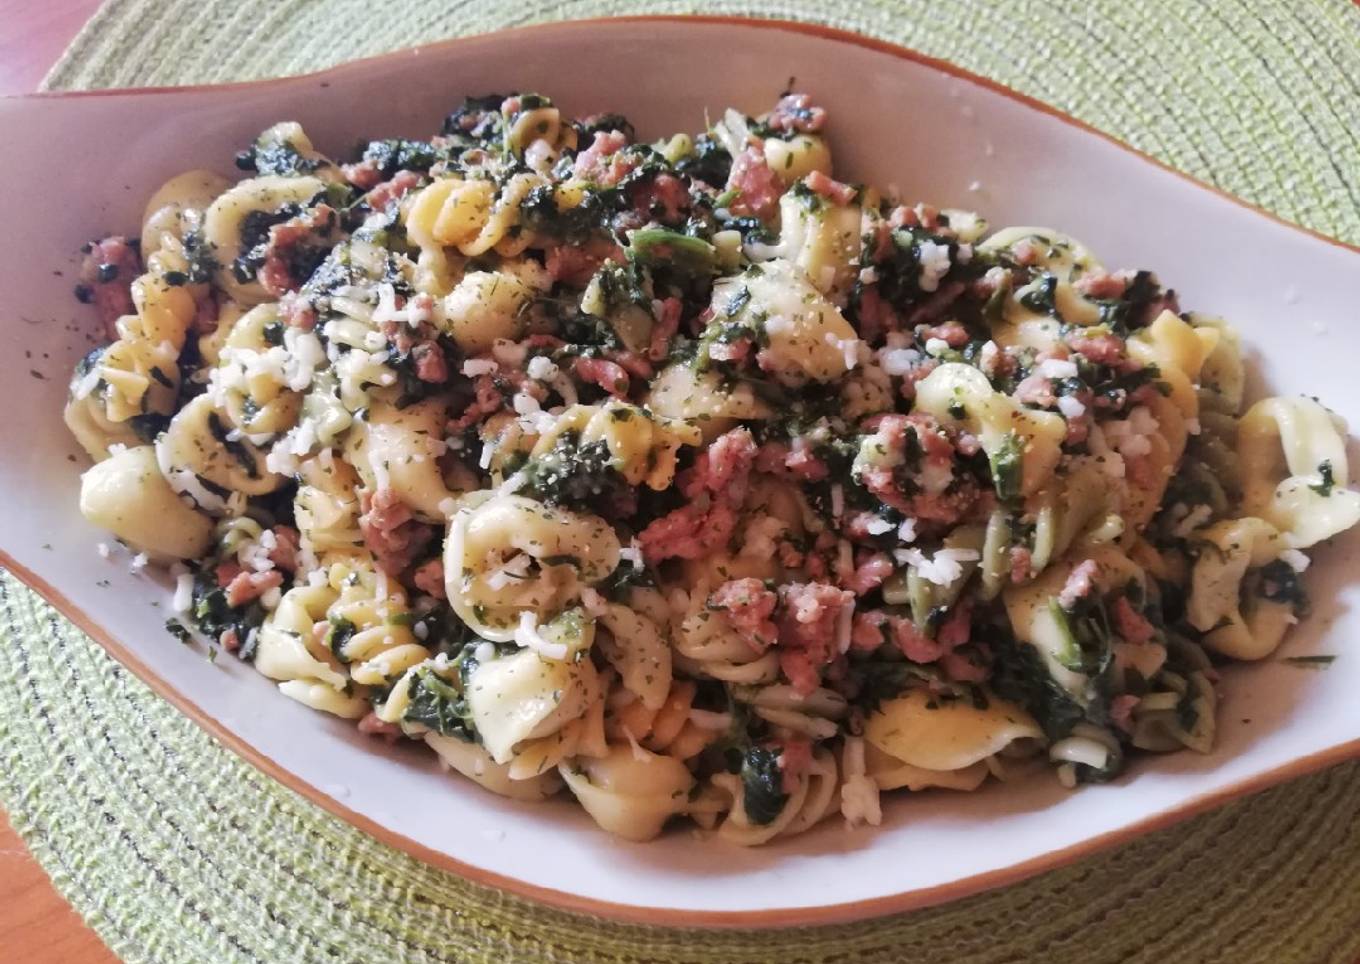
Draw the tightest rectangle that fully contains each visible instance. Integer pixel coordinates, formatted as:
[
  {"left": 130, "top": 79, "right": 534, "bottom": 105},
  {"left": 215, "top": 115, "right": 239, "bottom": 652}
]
[
  {"left": 165, "top": 618, "right": 194, "bottom": 644},
  {"left": 1309, "top": 461, "right": 1335, "bottom": 497}
]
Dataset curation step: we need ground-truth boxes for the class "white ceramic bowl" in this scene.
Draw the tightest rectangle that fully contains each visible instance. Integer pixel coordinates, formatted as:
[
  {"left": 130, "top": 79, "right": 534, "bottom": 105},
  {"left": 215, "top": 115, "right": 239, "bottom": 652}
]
[{"left": 2, "top": 16, "right": 1358, "bottom": 927}]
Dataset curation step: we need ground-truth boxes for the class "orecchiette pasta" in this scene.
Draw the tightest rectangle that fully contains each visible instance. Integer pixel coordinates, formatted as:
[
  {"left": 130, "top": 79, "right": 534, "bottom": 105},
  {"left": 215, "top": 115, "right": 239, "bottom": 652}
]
[{"left": 64, "top": 90, "right": 1358, "bottom": 845}]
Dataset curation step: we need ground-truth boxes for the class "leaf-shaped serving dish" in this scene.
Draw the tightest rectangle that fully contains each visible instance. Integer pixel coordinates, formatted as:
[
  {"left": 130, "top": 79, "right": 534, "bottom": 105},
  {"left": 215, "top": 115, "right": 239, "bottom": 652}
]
[{"left": 2, "top": 16, "right": 1358, "bottom": 927}]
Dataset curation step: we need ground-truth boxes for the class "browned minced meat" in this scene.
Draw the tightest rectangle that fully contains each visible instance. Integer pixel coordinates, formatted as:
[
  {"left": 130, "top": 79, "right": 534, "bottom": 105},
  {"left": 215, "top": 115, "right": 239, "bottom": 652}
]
[
  {"left": 279, "top": 292, "right": 317, "bottom": 330},
  {"left": 1074, "top": 269, "right": 1130, "bottom": 300},
  {"left": 357, "top": 711, "right": 402, "bottom": 742},
  {"left": 78, "top": 236, "right": 142, "bottom": 339},
  {"left": 638, "top": 428, "right": 757, "bottom": 564},
  {"left": 1112, "top": 595, "right": 1155, "bottom": 644},
  {"left": 905, "top": 283, "right": 968, "bottom": 329},
  {"left": 380, "top": 310, "right": 447, "bottom": 384},
  {"left": 766, "top": 93, "right": 827, "bottom": 134},
  {"left": 258, "top": 204, "right": 337, "bottom": 297},
  {"left": 341, "top": 158, "right": 384, "bottom": 190},
  {"left": 843, "top": 552, "right": 893, "bottom": 596},
  {"left": 572, "top": 357, "right": 631, "bottom": 398},
  {"left": 573, "top": 130, "right": 634, "bottom": 186},
  {"left": 1057, "top": 559, "right": 1099, "bottom": 609},
  {"left": 447, "top": 375, "right": 508, "bottom": 432},
  {"left": 628, "top": 172, "right": 690, "bottom": 224},
  {"left": 754, "top": 441, "right": 829, "bottom": 482},
  {"left": 1109, "top": 694, "right": 1140, "bottom": 734},
  {"left": 889, "top": 203, "right": 941, "bottom": 232},
  {"left": 917, "top": 320, "right": 970, "bottom": 348},
  {"left": 708, "top": 577, "right": 779, "bottom": 650},
  {"left": 411, "top": 558, "right": 446, "bottom": 600},
  {"left": 724, "top": 147, "right": 782, "bottom": 221},
  {"left": 410, "top": 341, "right": 448, "bottom": 383},
  {"left": 224, "top": 570, "right": 283, "bottom": 608},
  {"left": 1014, "top": 373, "right": 1057, "bottom": 408},
  {"left": 359, "top": 488, "right": 434, "bottom": 576},
  {"left": 804, "top": 170, "right": 856, "bottom": 206},
  {"left": 1064, "top": 329, "right": 1129, "bottom": 368},
  {"left": 365, "top": 170, "right": 423, "bottom": 211},
  {"left": 648, "top": 296, "right": 682, "bottom": 361},
  {"left": 545, "top": 239, "right": 623, "bottom": 286},
  {"left": 267, "top": 525, "right": 301, "bottom": 572},
  {"left": 857, "top": 414, "right": 981, "bottom": 529},
  {"left": 777, "top": 582, "right": 854, "bottom": 695}
]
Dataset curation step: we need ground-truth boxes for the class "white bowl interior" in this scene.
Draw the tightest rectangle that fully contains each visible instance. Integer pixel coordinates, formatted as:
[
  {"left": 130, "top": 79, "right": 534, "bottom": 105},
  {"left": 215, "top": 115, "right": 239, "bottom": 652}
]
[{"left": 1, "top": 18, "right": 1359, "bottom": 922}]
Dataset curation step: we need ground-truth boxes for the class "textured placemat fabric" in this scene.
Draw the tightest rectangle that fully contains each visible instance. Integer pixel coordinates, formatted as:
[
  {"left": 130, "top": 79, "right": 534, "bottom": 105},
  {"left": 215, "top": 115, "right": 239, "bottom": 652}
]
[{"left": 6, "top": 1, "right": 1360, "bottom": 961}]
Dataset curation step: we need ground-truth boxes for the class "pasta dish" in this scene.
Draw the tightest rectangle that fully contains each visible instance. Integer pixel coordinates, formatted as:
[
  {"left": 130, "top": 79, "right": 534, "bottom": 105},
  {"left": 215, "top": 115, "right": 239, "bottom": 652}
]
[{"left": 63, "top": 92, "right": 1360, "bottom": 844}]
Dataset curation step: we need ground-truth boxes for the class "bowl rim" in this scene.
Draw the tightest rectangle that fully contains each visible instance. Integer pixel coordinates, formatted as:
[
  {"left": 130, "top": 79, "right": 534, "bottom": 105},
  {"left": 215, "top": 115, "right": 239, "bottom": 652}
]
[{"left": 6, "top": 13, "right": 1360, "bottom": 929}]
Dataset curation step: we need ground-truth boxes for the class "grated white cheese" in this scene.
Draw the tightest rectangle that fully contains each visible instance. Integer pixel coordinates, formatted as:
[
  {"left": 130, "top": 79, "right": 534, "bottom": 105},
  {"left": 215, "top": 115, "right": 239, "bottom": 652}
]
[
  {"left": 920, "top": 458, "right": 954, "bottom": 495},
  {"left": 96, "top": 542, "right": 111, "bottom": 559},
  {"left": 498, "top": 471, "right": 528, "bottom": 496},
  {"left": 836, "top": 597, "right": 856, "bottom": 654},
  {"left": 825, "top": 333, "right": 862, "bottom": 371},
  {"left": 129, "top": 552, "right": 149, "bottom": 573},
  {"left": 1057, "top": 395, "right": 1087, "bottom": 420},
  {"left": 1038, "top": 358, "right": 1079, "bottom": 379},
  {"left": 73, "top": 365, "right": 103, "bottom": 400},
  {"left": 515, "top": 611, "right": 568, "bottom": 661},
  {"left": 917, "top": 240, "right": 951, "bottom": 292},
  {"left": 897, "top": 518, "right": 918, "bottom": 543},
  {"left": 880, "top": 348, "right": 922, "bottom": 376},
  {"left": 619, "top": 541, "right": 644, "bottom": 569},
  {"left": 526, "top": 355, "right": 559, "bottom": 381},
  {"left": 865, "top": 517, "right": 894, "bottom": 536},
  {"left": 924, "top": 337, "right": 951, "bottom": 357},
  {"left": 462, "top": 358, "right": 499, "bottom": 377},
  {"left": 893, "top": 547, "right": 980, "bottom": 585},
  {"left": 763, "top": 315, "right": 793, "bottom": 336},
  {"left": 283, "top": 329, "right": 326, "bottom": 391},
  {"left": 1279, "top": 548, "right": 1311, "bottom": 573},
  {"left": 978, "top": 340, "right": 1001, "bottom": 377},
  {"left": 485, "top": 553, "right": 532, "bottom": 591},
  {"left": 172, "top": 572, "right": 194, "bottom": 613},
  {"left": 474, "top": 641, "right": 496, "bottom": 663}
]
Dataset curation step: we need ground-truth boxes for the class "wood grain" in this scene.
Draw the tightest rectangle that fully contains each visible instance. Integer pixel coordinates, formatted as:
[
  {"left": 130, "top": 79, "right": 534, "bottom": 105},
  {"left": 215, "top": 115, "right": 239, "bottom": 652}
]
[
  {"left": 0, "top": 812, "right": 116, "bottom": 962},
  {"left": 2, "top": 1, "right": 116, "bottom": 954}
]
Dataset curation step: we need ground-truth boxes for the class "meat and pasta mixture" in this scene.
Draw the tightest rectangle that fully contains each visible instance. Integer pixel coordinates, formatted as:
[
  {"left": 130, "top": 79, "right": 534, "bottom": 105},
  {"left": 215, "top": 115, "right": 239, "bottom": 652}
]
[{"left": 65, "top": 91, "right": 1359, "bottom": 843}]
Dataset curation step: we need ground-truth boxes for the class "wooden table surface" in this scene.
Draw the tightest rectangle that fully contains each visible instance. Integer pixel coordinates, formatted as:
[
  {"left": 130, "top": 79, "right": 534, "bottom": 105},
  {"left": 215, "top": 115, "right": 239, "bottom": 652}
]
[{"left": 1, "top": 5, "right": 123, "bottom": 960}]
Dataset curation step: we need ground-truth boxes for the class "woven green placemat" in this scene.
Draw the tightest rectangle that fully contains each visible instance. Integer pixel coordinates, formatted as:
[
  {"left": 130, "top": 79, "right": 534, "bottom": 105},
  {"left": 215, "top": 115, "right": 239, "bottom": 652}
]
[{"left": 6, "top": 1, "right": 1360, "bottom": 961}]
